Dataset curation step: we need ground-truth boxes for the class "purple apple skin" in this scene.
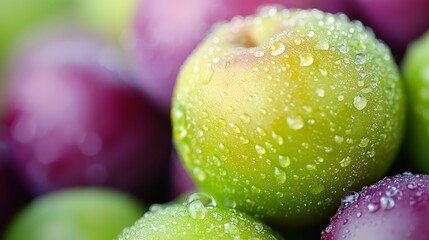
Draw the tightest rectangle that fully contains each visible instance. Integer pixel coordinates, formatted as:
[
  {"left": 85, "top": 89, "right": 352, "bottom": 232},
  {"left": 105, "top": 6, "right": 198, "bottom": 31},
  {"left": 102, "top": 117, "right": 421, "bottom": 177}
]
[
  {"left": 132, "top": 0, "right": 348, "bottom": 113},
  {"left": 169, "top": 150, "right": 196, "bottom": 198},
  {"left": 322, "top": 173, "right": 429, "bottom": 240},
  {"left": 4, "top": 29, "right": 172, "bottom": 197},
  {"left": 347, "top": 0, "right": 429, "bottom": 60}
]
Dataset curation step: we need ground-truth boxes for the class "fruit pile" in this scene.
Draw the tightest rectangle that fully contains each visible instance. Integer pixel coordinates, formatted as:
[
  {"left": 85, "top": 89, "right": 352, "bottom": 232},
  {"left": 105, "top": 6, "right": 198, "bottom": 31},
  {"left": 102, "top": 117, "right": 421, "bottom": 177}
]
[{"left": 1, "top": 1, "right": 429, "bottom": 239}]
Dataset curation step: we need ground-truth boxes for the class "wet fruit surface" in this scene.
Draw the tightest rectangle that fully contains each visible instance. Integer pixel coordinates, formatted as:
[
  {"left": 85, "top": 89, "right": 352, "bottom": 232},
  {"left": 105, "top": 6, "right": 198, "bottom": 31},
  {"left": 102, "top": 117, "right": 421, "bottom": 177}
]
[
  {"left": 172, "top": 7, "right": 405, "bottom": 225},
  {"left": 118, "top": 192, "right": 282, "bottom": 240},
  {"left": 322, "top": 173, "right": 429, "bottom": 240}
]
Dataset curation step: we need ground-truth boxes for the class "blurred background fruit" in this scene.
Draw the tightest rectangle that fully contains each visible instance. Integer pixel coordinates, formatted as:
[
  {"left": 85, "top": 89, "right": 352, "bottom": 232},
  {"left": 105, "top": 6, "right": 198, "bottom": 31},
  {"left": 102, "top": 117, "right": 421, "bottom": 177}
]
[
  {"left": 3, "top": 28, "right": 171, "bottom": 199},
  {"left": 347, "top": 0, "right": 429, "bottom": 60},
  {"left": 4, "top": 187, "right": 145, "bottom": 240},
  {"left": 402, "top": 30, "right": 429, "bottom": 173}
]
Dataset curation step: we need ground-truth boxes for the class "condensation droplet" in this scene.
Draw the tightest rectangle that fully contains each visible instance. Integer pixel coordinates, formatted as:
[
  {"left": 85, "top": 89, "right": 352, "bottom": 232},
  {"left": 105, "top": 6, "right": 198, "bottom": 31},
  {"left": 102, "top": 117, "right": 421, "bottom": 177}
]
[
  {"left": 287, "top": 115, "right": 304, "bottom": 130},
  {"left": 185, "top": 192, "right": 217, "bottom": 219},
  {"left": 355, "top": 52, "right": 366, "bottom": 64},
  {"left": 359, "top": 137, "right": 369, "bottom": 148},
  {"left": 240, "top": 114, "right": 251, "bottom": 123},
  {"left": 341, "top": 191, "right": 359, "bottom": 208},
  {"left": 316, "top": 88, "right": 325, "bottom": 97},
  {"left": 335, "top": 135, "right": 344, "bottom": 144},
  {"left": 380, "top": 197, "right": 395, "bottom": 210},
  {"left": 367, "top": 203, "right": 379, "bottom": 213},
  {"left": 193, "top": 167, "right": 206, "bottom": 182},
  {"left": 340, "top": 156, "right": 352, "bottom": 167},
  {"left": 338, "top": 42, "right": 349, "bottom": 53},
  {"left": 224, "top": 223, "right": 240, "bottom": 237},
  {"left": 353, "top": 95, "right": 367, "bottom": 110},
  {"left": 278, "top": 155, "right": 291, "bottom": 168},
  {"left": 299, "top": 53, "right": 313, "bottom": 66},
  {"left": 255, "top": 145, "right": 266, "bottom": 155},
  {"left": 407, "top": 183, "right": 418, "bottom": 190},
  {"left": 186, "top": 192, "right": 217, "bottom": 208},
  {"left": 254, "top": 50, "right": 265, "bottom": 58},
  {"left": 274, "top": 167, "right": 286, "bottom": 184},
  {"left": 202, "top": 68, "right": 214, "bottom": 84},
  {"left": 270, "top": 41, "right": 286, "bottom": 56}
]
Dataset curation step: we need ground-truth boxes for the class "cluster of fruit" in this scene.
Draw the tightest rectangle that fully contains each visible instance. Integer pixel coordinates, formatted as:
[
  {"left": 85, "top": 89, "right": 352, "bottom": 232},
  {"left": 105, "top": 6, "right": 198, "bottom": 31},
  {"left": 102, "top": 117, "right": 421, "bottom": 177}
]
[{"left": 1, "top": 0, "right": 429, "bottom": 239}]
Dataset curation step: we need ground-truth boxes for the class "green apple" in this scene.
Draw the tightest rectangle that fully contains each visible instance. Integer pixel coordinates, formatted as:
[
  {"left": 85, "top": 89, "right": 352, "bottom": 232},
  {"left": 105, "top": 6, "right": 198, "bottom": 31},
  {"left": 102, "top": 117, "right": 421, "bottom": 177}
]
[
  {"left": 402, "top": 30, "right": 429, "bottom": 172},
  {"left": 172, "top": 7, "right": 405, "bottom": 225},
  {"left": 118, "top": 192, "right": 283, "bottom": 240},
  {"left": 72, "top": 0, "right": 139, "bottom": 47},
  {"left": 4, "top": 188, "right": 145, "bottom": 240}
]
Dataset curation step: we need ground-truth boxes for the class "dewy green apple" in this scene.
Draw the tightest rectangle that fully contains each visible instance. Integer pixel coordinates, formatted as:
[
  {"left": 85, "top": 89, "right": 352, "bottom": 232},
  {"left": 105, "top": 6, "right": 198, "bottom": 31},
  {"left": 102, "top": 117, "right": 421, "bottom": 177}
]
[{"left": 172, "top": 7, "right": 405, "bottom": 225}]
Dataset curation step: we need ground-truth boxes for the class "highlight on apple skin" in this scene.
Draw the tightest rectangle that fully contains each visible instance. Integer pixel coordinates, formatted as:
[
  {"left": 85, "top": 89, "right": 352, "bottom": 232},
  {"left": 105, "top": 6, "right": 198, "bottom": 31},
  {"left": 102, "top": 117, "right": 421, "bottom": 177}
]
[{"left": 172, "top": 6, "right": 405, "bottom": 225}]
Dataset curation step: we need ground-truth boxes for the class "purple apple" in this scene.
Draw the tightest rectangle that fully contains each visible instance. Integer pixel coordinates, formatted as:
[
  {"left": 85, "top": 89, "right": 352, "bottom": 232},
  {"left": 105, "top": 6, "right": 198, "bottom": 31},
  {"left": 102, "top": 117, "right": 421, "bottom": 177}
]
[
  {"left": 322, "top": 173, "right": 429, "bottom": 240},
  {"left": 347, "top": 0, "right": 429, "bottom": 60},
  {"left": 4, "top": 27, "right": 172, "bottom": 197},
  {"left": 132, "top": 0, "right": 348, "bottom": 113}
]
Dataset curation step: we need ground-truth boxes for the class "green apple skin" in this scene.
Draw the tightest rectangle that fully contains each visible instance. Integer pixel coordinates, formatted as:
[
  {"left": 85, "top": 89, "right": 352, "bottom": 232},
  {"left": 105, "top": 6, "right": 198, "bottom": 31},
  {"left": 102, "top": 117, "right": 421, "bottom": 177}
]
[
  {"left": 118, "top": 192, "right": 283, "bottom": 240},
  {"left": 4, "top": 188, "right": 145, "bottom": 240},
  {"left": 403, "top": 30, "right": 429, "bottom": 172},
  {"left": 172, "top": 7, "right": 405, "bottom": 225}
]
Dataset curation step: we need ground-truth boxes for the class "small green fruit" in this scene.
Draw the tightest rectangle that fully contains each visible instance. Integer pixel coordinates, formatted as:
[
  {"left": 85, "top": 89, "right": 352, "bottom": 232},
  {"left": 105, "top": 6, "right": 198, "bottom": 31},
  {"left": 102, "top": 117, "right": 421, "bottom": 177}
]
[
  {"left": 118, "top": 192, "right": 282, "bottom": 240},
  {"left": 4, "top": 188, "right": 145, "bottom": 240},
  {"left": 172, "top": 7, "right": 405, "bottom": 225},
  {"left": 403, "top": 30, "right": 429, "bottom": 172}
]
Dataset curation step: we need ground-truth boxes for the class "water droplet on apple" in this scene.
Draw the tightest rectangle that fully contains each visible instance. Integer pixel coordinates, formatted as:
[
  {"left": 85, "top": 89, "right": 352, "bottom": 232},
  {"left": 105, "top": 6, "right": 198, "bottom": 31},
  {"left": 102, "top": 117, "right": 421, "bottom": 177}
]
[
  {"left": 255, "top": 145, "right": 266, "bottom": 155},
  {"left": 254, "top": 50, "right": 264, "bottom": 58},
  {"left": 355, "top": 52, "right": 366, "bottom": 64},
  {"left": 340, "top": 156, "right": 352, "bottom": 167},
  {"left": 299, "top": 53, "right": 313, "bottom": 66},
  {"left": 335, "top": 135, "right": 344, "bottom": 144},
  {"left": 341, "top": 191, "right": 359, "bottom": 208},
  {"left": 379, "top": 196, "right": 395, "bottom": 210},
  {"left": 270, "top": 41, "right": 286, "bottom": 56},
  {"left": 239, "top": 114, "right": 251, "bottom": 123},
  {"left": 338, "top": 42, "right": 349, "bottom": 53},
  {"left": 278, "top": 155, "right": 291, "bottom": 168},
  {"left": 353, "top": 95, "right": 367, "bottom": 110},
  {"left": 358, "top": 137, "right": 369, "bottom": 148},
  {"left": 274, "top": 167, "right": 286, "bottom": 184},
  {"left": 287, "top": 115, "right": 304, "bottom": 130},
  {"left": 202, "top": 68, "right": 214, "bottom": 84}
]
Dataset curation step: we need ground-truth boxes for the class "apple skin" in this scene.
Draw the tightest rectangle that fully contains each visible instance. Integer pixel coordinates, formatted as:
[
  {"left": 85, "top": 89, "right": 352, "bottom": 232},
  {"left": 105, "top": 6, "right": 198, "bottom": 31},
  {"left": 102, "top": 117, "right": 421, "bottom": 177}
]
[
  {"left": 347, "top": 0, "right": 429, "bottom": 60},
  {"left": 132, "top": 0, "right": 348, "bottom": 113},
  {"left": 4, "top": 187, "right": 145, "bottom": 240},
  {"left": 321, "top": 173, "right": 429, "bottom": 240},
  {"left": 4, "top": 28, "right": 172, "bottom": 197},
  {"left": 118, "top": 192, "right": 283, "bottom": 240},
  {"left": 402, "top": 30, "right": 429, "bottom": 173},
  {"left": 172, "top": 7, "right": 405, "bottom": 225}
]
